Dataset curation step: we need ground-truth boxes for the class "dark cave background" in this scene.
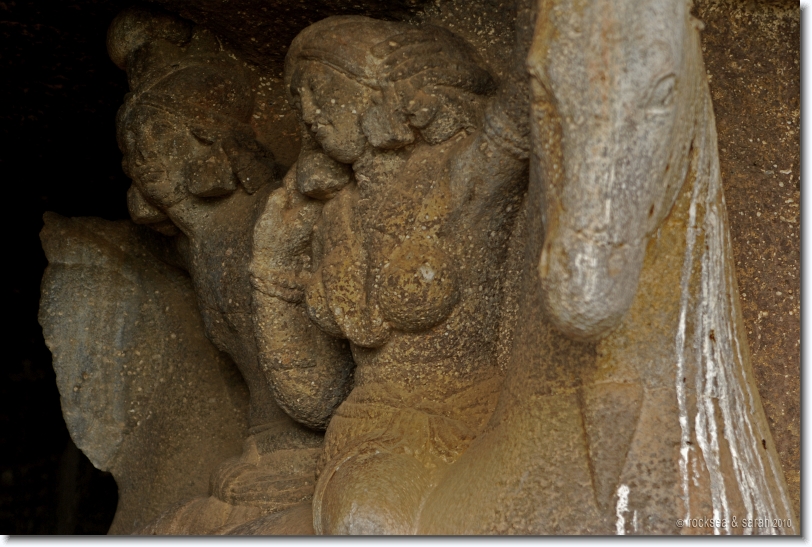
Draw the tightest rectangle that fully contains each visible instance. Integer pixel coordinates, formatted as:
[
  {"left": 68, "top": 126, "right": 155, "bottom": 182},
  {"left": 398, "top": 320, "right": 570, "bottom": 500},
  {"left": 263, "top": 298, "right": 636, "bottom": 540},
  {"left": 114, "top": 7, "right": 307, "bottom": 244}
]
[
  {"left": 0, "top": 0, "right": 421, "bottom": 533},
  {"left": 0, "top": 0, "right": 422, "bottom": 534},
  {"left": 1, "top": 0, "right": 130, "bottom": 534}
]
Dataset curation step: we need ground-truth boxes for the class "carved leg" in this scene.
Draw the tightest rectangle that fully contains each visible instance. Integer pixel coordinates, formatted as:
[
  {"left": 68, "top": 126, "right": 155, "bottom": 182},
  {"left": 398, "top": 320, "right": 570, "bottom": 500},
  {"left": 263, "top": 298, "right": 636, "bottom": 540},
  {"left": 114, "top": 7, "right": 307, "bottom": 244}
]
[
  {"left": 138, "top": 496, "right": 260, "bottom": 535},
  {"left": 314, "top": 447, "right": 436, "bottom": 535}
]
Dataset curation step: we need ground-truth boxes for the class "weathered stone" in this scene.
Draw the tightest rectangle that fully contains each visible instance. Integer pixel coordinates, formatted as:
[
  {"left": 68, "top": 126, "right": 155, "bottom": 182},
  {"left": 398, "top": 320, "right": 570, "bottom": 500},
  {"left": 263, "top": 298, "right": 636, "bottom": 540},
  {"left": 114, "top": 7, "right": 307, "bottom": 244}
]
[
  {"left": 37, "top": 0, "right": 798, "bottom": 536},
  {"left": 74, "top": 8, "right": 328, "bottom": 533},
  {"left": 39, "top": 213, "right": 249, "bottom": 534},
  {"left": 415, "top": 2, "right": 794, "bottom": 534},
  {"left": 694, "top": 0, "right": 801, "bottom": 518},
  {"left": 144, "top": 0, "right": 430, "bottom": 73}
]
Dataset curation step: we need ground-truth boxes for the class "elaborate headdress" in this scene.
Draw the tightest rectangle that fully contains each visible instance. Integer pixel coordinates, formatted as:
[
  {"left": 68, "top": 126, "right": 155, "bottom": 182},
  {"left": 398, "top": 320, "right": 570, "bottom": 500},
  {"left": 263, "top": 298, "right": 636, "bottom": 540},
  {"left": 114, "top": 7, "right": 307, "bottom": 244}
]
[
  {"left": 109, "top": 8, "right": 277, "bottom": 233},
  {"left": 285, "top": 16, "right": 495, "bottom": 147},
  {"left": 110, "top": 7, "right": 255, "bottom": 130}
]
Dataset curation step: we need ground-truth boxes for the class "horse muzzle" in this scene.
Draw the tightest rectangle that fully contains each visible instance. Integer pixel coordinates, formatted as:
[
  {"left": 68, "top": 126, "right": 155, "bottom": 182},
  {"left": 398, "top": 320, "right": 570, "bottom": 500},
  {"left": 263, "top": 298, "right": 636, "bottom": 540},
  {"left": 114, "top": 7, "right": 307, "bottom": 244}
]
[{"left": 538, "top": 229, "right": 646, "bottom": 341}]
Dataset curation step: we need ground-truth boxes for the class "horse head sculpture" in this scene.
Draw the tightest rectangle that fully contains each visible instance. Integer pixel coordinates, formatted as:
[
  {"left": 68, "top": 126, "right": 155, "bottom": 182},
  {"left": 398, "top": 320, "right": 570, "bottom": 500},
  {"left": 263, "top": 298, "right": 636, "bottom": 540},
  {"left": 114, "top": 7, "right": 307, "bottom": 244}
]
[
  {"left": 417, "top": 0, "right": 796, "bottom": 534},
  {"left": 524, "top": 0, "right": 795, "bottom": 533},
  {"left": 530, "top": 0, "right": 699, "bottom": 341}
]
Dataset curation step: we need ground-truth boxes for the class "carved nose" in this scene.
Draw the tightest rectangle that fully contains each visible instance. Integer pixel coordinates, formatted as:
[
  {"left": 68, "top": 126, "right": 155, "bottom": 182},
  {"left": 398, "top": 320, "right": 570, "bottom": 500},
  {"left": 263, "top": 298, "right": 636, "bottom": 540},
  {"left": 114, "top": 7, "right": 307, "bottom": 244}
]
[{"left": 299, "top": 89, "right": 320, "bottom": 125}]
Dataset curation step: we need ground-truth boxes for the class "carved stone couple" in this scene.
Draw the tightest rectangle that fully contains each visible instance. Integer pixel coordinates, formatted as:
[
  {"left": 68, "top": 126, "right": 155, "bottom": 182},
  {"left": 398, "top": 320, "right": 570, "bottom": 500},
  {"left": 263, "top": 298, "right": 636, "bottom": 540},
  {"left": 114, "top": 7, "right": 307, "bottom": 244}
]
[
  {"left": 42, "top": 0, "right": 795, "bottom": 535},
  {"left": 105, "top": 5, "right": 533, "bottom": 534}
]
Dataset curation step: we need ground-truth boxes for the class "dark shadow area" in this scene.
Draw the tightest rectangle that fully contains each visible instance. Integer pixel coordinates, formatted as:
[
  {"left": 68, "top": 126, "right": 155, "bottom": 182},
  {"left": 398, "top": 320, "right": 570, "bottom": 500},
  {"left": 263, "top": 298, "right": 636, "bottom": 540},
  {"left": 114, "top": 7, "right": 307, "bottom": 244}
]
[{"left": 1, "top": 0, "right": 131, "bottom": 534}]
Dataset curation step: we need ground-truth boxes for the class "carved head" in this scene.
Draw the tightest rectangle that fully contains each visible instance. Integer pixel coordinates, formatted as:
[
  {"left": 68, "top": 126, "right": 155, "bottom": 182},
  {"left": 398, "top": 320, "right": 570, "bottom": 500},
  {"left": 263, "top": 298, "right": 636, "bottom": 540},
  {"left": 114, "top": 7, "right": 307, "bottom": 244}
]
[
  {"left": 284, "top": 16, "right": 495, "bottom": 163},
  {"left": 528, "top": 0, "right": 700, "bottom": 340},
  {"left": 110, "top": 8, "right": 278, "bottom": 235}
]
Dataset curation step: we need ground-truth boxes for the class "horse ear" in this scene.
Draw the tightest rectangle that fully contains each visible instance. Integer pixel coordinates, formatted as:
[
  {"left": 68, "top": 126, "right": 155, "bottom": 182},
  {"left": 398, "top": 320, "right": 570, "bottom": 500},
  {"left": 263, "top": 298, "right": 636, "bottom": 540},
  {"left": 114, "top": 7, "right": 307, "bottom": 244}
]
[{"left": 360, "top": 88, "right": 415, "bottom": 149}]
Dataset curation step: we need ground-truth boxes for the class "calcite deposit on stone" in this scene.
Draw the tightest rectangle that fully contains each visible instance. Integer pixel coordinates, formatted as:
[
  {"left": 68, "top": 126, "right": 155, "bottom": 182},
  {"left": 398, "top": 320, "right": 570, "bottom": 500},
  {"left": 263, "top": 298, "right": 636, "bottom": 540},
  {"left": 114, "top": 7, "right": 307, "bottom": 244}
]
[{"left": 39, "top": 0, "right": 798, "bottom": 536}]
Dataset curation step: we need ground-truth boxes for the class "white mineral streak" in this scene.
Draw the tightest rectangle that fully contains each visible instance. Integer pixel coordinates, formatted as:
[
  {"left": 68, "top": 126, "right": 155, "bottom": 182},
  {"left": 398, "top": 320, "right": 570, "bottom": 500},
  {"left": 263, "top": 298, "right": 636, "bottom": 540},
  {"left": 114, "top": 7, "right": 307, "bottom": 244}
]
[
  {"left": 574, "top": 245, "right": 599, "bottom": 301},
  {"left": 675, "top": 159, "right": 700, "bottom": 526},
  {"left": 615, "top": 484, "right": 630, "bottom": 535},
  {"left": 726, "top": 227, "right": 795, "bottom": 532},
  {"left": 692, "top": 161, "right": 729, "bottom": 534},
  {"left": 676, "top": 90, "right": 793, "bottom": 534}
]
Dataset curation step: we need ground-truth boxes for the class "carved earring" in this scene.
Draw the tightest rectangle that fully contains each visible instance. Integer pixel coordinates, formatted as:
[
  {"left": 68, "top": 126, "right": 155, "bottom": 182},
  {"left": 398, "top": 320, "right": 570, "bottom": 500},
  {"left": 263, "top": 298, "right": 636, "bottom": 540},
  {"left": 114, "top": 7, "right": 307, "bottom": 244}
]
[
  {"left": 404, "top": 89, "right": 438, "bottom": 129},
  {"left": 221, "top": 136, "right": 278, "bottom": 194},
  {"left": 127, "top": 184, "right": 179, "bottom": 236},
  {"left": 127, "top": 184, "right": 167, "bottom": 223},
  {"left": 296, "top": 149, "right": 352, "bottom": 200}
]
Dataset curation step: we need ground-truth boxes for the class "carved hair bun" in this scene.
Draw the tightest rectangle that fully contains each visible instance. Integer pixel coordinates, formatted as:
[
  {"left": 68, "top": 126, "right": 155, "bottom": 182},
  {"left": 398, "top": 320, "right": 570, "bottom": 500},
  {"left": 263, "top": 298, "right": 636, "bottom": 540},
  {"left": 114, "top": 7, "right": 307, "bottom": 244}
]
[{"left": 107, "top": 6, "right": 192, "bottom": 70}]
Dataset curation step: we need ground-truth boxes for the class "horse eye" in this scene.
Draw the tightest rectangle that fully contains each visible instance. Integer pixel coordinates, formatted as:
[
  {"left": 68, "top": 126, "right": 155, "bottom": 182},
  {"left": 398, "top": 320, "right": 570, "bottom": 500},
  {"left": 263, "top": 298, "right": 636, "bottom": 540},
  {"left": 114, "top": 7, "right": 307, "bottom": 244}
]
[{"left": 646, "top": 74, "right": 676, "bottom": 112}]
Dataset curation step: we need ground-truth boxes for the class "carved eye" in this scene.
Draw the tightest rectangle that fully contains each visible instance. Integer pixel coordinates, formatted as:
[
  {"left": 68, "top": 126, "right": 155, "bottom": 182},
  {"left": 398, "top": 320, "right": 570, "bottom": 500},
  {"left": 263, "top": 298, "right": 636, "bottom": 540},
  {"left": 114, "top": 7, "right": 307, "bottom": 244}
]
[
  {"left": 646, "top": 74, "right": 676, "bottom": 112},
  {"left": 190, "top": 126, "right": 219, "bottom": 145}
]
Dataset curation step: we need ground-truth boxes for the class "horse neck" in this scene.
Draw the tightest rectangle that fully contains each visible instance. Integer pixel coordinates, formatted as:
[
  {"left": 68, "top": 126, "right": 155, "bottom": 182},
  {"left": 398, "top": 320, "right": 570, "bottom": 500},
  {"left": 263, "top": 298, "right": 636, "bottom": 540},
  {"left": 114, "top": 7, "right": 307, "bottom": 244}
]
[
  {"left": 595, "top": 37, "right": 796, "bottom": 529},
  {"left": 480, "top": 20, "right": 794, "bottom": 533}
]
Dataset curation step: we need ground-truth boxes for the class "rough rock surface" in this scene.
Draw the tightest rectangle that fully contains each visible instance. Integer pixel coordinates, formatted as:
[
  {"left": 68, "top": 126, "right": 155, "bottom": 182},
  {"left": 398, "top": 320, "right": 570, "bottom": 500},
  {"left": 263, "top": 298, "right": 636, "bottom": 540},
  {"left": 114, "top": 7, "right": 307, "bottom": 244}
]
[
  {"left": 146, "top": 0, "right": 430, "bottom": 73},
  {"left": 0, "top": 0, "right": 800, "bottom": 536},
  {"left": 39, "top": 213, "right": 250, "bottom": 533},
  {"left": 694, "top": 0, "right": 800, "bottom": 517}
]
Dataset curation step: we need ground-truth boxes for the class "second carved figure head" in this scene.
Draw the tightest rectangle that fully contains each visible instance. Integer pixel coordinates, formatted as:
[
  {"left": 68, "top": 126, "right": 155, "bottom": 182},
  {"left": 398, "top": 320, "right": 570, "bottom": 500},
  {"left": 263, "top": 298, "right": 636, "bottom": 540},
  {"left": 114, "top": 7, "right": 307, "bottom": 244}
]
[{"left": 285, "top": 16, "right": 496, "bottom": 164}]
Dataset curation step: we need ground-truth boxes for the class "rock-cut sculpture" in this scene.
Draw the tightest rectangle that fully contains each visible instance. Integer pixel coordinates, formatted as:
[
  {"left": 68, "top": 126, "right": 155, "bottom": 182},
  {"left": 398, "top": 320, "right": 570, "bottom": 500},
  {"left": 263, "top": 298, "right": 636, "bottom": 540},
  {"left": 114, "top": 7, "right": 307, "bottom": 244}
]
[
  {"left": 44, "top": 7, "right": 323, "bottom": 534},
  {"left": 416, "top": 0, "right": 796, "bottom": 534},
  {"left": 39, "top": 0, "right": 796, "bottom": 535},
  {"left": 250, "top": 12, "right": 536, "bottom": 534}
]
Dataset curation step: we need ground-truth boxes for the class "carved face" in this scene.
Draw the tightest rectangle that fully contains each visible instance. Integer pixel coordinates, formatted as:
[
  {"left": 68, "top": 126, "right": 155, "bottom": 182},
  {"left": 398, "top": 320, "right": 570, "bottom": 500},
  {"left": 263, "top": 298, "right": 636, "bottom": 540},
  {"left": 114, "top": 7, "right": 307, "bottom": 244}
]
[
  {"left": 120, "top": 103, "right": 275, "bottom": 235},
  {"left": 289, "top": 61, "right": 374, "bottom": 164},
  {"left": 123, "top": 107, "right": 197, "bottom": 209}
]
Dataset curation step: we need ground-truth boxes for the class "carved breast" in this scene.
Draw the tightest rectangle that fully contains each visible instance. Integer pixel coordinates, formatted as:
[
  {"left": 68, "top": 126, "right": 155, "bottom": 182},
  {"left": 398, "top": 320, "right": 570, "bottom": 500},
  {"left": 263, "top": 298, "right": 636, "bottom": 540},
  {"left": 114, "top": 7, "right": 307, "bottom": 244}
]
[
  {"left": 377, "top": 238, "right": 458, "bottom": 332},
  {"left": 303, "top": 146, "right": 462, "bottom": 345}
]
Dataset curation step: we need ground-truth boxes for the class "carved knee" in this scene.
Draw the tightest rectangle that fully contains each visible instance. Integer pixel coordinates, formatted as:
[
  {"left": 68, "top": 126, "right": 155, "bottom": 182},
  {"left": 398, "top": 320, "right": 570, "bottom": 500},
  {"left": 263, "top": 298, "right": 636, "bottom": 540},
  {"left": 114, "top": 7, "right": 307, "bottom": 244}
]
[{"left": 315, "top": 449, "right": 434, "bottom": 535}]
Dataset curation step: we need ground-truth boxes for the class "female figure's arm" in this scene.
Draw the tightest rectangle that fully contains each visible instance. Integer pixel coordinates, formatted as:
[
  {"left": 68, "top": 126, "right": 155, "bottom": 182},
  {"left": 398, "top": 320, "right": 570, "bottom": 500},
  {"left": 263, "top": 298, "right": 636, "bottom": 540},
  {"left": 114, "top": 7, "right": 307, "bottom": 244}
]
[
  {"left": 250, "top": 162, "right": 355, "bottom": 430},
  {"left": 448, "top": 0, "right": 538, "bottom": 213}
]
